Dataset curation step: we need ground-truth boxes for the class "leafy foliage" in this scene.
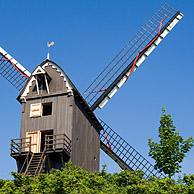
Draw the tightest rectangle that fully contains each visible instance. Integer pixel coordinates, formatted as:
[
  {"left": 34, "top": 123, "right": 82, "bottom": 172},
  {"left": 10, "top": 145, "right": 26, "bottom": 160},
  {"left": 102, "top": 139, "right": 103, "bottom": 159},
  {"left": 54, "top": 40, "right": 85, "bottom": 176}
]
[
  {"left": 0, "top": 163, "right": 194, "bottom": 193},
  {"left": 148, "top": 108, "right": 194, "bottom": 177}
]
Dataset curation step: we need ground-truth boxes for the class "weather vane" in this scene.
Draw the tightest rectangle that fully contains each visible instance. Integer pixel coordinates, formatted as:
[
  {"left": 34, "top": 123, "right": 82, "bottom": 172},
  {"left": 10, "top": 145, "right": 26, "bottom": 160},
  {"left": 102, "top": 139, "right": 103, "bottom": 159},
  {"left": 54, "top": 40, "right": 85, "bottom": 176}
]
[{"left": 47, "top": 41, "right": 55, "bottom": 60}]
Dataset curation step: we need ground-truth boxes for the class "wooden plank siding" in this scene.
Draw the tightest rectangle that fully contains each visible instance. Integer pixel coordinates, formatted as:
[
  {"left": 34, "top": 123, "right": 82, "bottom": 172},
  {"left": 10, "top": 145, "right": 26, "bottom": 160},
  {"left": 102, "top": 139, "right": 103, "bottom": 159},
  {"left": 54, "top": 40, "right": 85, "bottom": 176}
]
[
  {"left": 20, "top": 64, "right": 73, "bottom": 142},
  {"left": 17, "top": 60, "right": 100, "bottom": 172},
  {"left": 20, "top": 95, "right": 73, "bottom": 141},
  {"left": 27, "top": 65, "right": 68, "bottom": 97},
  {"left": 71, "top": 98, "right": 100, "bottom": 172}
]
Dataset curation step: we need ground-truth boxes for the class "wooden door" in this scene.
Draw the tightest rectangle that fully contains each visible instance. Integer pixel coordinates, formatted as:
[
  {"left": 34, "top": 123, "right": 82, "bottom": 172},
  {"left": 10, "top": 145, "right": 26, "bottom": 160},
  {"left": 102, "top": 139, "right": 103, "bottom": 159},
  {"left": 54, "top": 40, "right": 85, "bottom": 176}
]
[
  {"left": 26, "top": 131, "right": 41, "bottom": 153},
  {"left": 40, "top": 130, "right": 53, "bottom": 152}
]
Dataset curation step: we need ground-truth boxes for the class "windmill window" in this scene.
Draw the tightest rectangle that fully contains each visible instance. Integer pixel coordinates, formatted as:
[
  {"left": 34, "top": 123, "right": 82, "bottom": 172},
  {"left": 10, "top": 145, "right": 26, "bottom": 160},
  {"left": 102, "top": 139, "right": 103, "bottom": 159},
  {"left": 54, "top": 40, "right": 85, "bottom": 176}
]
[
  {"left": 42, "top": 102, "right": 52, "bottom": 116},
  {"left": 34, "top": 73, "right": 51, "bottom": 95},
  {"left": 37, "top": 74, "right": 47, "bottom": 91},
  {"left": 30, "top": 103, "right": 42, "bottom": 117}
]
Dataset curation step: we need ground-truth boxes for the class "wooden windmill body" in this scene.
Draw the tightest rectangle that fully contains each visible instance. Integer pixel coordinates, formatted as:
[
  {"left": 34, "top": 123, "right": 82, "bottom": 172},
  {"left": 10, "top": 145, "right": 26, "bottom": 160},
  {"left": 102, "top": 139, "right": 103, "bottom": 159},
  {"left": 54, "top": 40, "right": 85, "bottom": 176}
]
[
  {"left": 0, "top": 4, "right": 183, "bottom": 177},
  {"left": 13, "top": 60, "right": 101, "bottom": 174}
]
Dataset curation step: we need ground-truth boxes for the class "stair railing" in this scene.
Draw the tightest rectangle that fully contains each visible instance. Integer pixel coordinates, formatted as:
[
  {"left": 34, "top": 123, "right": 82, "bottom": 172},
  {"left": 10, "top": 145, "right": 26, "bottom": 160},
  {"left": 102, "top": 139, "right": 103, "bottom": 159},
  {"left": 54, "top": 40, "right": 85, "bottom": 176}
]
[
  {"left": 24, "top": 152, "right": 34, "bottom": 175},
  {"left": 20, "top": 151, "right": 31, "bottom": 173},
  {"left": 35, "top": 149, "right": 46, "bottom": 175}
]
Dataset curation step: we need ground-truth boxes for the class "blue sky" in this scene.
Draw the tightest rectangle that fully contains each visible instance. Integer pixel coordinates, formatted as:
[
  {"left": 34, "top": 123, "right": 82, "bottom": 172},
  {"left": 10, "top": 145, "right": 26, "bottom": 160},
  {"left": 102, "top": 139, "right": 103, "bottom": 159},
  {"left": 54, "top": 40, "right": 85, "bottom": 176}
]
[{"left": 0, "top": 0, "right": 194, "bottom": 179}]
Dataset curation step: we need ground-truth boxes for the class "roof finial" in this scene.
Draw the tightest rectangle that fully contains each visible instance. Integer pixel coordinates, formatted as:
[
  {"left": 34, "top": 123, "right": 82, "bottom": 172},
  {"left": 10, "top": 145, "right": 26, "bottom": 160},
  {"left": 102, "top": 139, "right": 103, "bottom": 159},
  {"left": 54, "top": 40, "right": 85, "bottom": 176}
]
[{"left": 47, "top": 41, "right": 55, "bottom": 60}]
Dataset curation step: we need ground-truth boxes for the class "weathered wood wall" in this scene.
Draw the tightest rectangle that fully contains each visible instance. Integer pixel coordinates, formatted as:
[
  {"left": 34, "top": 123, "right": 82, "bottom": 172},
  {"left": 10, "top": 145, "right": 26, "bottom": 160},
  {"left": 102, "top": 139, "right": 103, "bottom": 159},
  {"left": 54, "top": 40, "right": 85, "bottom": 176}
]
[
  {"left": 71, "top": 98, "right": 100, "bottom": 172},
  {"left": 19, "top": 61, "right": 100, "bottom": 172},
  {"left": 20, "top": 95, "right": 73, "bottom": 140}
]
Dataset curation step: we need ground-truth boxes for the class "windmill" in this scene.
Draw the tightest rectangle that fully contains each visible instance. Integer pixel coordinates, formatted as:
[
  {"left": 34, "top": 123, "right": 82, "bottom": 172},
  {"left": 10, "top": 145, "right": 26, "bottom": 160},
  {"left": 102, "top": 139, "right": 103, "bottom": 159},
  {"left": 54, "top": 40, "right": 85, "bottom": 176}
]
[{"left": 0, "top": 4, "right": 182, "bottom": 177}]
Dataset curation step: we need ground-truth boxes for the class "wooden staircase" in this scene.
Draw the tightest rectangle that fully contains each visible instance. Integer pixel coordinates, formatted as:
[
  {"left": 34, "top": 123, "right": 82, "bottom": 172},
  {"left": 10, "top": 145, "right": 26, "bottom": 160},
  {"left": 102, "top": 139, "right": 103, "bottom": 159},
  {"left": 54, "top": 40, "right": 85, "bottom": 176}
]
[
  {"left": 25, "top": 151, "right": 46, "bottom": 176},
  {"left": 11, "top": 134, "right": 72, "bottom": 176}
]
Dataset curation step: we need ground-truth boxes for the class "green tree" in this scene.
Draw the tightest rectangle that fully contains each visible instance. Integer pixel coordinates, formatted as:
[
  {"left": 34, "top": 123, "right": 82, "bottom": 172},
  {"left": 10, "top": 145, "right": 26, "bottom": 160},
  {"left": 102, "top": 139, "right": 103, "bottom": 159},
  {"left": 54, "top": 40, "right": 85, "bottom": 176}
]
[{"left": 148, "top": 108, "right": 194, "bottom": 177}]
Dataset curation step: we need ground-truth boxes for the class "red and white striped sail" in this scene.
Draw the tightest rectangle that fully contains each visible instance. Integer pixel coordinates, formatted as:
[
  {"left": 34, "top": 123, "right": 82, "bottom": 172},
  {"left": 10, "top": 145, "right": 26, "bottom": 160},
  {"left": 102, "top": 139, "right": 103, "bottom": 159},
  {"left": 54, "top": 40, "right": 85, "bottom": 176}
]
[
  {"left": 84, "top": 4, "right": 183, "bottom": 111},
  {"left": 0, "top": 47, "right": 31, "bottom": 91}
]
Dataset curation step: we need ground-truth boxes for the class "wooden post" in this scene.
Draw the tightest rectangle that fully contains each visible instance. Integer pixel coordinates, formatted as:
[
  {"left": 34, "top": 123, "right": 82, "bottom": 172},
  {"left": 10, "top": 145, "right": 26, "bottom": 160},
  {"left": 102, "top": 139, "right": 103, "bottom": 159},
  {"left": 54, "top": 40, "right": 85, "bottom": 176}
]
[
  {"left": 29, "top": 136, "right": 31, "bottom": 152},
  {"left": 45, "top": 135, "right": 48, "bottom": 151}
]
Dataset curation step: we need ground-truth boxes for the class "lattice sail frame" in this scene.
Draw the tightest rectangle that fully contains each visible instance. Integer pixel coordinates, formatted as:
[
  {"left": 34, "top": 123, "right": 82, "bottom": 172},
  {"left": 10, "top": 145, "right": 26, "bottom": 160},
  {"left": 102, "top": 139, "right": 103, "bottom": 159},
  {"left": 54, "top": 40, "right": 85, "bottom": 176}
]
[
  {"left": 99, "top": 119, "right": 164, "bottom": 178},
  {"left": 0, "top": 47, "right": 31, "bottom": 91},
  {"left": 84, "top": 4, "right": 183, "bottom": 110}
]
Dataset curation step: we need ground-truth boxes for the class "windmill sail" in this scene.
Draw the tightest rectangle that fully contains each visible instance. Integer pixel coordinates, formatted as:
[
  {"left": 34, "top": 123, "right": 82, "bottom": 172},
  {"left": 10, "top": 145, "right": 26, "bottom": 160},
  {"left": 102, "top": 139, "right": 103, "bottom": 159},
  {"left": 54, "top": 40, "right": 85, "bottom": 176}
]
[
  {"left": 0, "top": 47, "right": 31, "bottom": 91},
  {"left": 84, "top": 4, "right": 183, "bottom": 111},
  {"left": 100, "top": 119, "right": 163, "bottom": 178}
]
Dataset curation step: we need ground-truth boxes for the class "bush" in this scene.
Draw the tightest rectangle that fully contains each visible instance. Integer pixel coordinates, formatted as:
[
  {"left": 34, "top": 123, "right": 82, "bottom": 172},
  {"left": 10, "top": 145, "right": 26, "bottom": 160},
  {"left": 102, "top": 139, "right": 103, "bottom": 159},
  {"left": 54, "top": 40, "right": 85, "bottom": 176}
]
[{"left": 0, "top": 163, "right": 193, "bottom": 194}]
